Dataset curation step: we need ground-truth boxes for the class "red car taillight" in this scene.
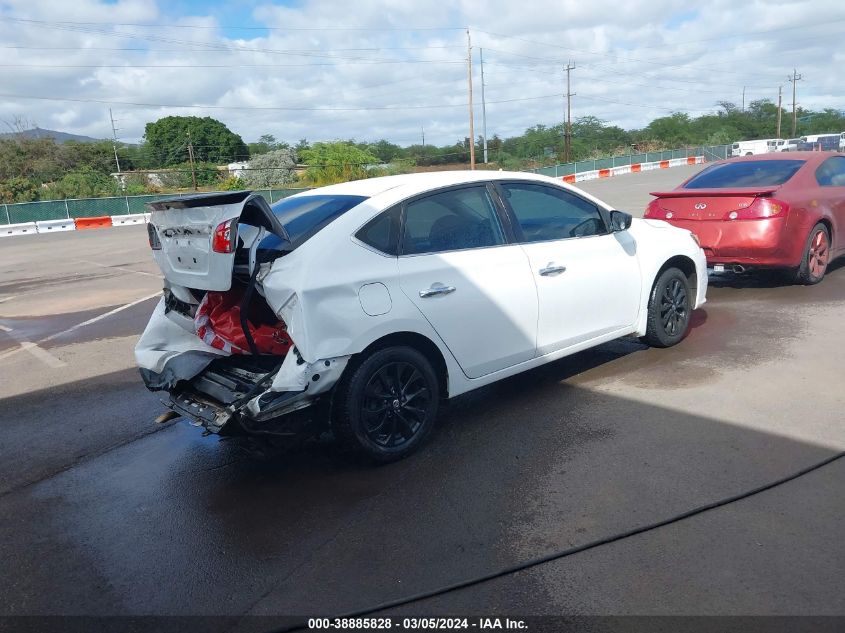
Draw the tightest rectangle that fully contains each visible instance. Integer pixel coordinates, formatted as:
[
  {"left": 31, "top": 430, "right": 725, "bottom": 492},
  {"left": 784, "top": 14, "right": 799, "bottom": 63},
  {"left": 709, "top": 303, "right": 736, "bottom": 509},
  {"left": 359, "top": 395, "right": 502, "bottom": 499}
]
[
  {"left": 212, "top": 218, "right": 237, "bottom": 253},
  {"left": 644, "top": 199, "right": 664, "bottom": 218},
  {"left": 146, "top": 222, "right": 161, "bottom": 250},
  {"left": 724, "top": 197, "right": 789, "bottom": 221}
]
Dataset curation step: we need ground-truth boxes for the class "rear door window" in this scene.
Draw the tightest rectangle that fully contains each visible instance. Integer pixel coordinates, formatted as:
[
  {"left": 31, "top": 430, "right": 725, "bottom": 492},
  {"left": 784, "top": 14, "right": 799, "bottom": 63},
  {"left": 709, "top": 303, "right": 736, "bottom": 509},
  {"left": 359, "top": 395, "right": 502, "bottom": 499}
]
[
  {"left": 683, "top": 160, "right": 805, "bottom": 188},
  {"left": 400, "top": 186, "right": 506, "bottom": 255},
  {"left": 355, "top": 206, "right": 401, "bottom": 255}
]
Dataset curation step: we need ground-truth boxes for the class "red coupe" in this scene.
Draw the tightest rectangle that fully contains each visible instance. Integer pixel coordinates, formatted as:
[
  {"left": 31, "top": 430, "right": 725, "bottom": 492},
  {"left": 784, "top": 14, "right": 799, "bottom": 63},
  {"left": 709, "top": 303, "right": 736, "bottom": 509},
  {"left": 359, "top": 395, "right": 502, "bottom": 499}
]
[{"left": 645, "top": 152, "right": 845, "bottom": 284}]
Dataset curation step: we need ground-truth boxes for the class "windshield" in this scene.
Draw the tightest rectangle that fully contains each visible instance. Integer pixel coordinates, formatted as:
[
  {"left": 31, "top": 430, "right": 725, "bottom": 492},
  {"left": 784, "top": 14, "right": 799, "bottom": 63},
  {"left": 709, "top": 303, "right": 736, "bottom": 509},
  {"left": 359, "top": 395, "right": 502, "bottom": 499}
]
[
  {"left": 269, "top": 194, "right": 368, "bottom": 246},
  {"left": 683, "top": 160, "right": 805, "bottom": 189}
]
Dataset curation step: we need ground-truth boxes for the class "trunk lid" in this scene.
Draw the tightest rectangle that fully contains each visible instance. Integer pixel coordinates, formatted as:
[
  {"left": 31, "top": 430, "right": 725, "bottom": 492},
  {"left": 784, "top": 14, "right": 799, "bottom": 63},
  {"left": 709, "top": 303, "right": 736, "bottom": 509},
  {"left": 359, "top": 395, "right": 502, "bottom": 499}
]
[
  {"left": 147, "top": 191, "right": 289, "bottom": 291},
  {"left": 648, "top": 188, "right": 778, "bottom": 221}
]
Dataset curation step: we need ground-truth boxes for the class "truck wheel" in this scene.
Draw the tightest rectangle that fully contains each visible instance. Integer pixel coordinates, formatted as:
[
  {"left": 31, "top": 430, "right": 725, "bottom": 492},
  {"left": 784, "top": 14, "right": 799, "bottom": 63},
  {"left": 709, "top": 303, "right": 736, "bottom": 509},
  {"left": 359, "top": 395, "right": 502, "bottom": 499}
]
[
  {"left": 640, "top": 267, "right": 692, "bottom": 348},
  {"left": 333, "top": 346, "right": 439, "bottom": 462}
]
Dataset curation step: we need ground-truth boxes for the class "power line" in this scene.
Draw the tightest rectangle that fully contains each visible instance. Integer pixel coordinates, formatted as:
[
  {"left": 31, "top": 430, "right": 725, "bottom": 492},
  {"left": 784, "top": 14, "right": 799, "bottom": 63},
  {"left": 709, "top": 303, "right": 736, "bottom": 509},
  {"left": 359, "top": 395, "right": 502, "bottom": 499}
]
[
  {"left": 0, "top": 17, "right": 466, "bottom": 32},
  {"left": 0, "top": 90, "right": 574, "bottom": 111},
  {"left": 0, "top": 60, "right": 466, "bottom": 68}
]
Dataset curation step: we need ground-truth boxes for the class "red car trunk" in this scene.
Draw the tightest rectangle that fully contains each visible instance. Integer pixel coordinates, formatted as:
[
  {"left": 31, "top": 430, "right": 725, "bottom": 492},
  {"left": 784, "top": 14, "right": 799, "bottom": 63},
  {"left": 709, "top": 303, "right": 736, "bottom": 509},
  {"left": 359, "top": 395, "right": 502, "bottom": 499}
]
[{"left": 646, "top": 188, "right": 778, "bottom": 221}]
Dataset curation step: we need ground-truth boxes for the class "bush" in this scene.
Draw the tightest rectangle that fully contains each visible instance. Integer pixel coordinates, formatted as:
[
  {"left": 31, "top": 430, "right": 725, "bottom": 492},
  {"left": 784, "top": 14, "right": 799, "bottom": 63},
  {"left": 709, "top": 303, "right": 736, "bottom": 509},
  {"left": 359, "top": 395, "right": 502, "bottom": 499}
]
[
  {"left": 241, "top": 149, "right": 297, "bottom": 188},
  {"left": 42, "top": 167, "right": 119, "bottom": 200},
  {"left": 220, "top": 175, "right": 246, "bottom": 191},
  {"left": 0, "top": 176, "right": 40, "bottom": 203},
  {"left": 300, "top": 142, "right": 380, "bottom": 185},
  {"left": 156, "top": 162, "right": 221, "bottom": 189}
]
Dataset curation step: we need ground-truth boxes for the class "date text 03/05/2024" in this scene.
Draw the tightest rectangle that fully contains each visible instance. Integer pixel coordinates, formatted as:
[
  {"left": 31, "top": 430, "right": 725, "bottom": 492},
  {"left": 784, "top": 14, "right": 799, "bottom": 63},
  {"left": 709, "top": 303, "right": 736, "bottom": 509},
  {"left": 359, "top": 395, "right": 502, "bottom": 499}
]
[{"left": 307, "top": 617, "right": 528, "bottom": 630}]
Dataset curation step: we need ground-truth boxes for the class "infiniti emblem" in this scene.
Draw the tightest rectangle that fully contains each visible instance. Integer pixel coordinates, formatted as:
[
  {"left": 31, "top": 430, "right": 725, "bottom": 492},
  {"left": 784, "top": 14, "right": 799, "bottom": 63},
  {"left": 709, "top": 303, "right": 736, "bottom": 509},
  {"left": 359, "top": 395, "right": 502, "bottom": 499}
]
[{"left": 694, "top": 203, "right": 707, "bottom": 210}]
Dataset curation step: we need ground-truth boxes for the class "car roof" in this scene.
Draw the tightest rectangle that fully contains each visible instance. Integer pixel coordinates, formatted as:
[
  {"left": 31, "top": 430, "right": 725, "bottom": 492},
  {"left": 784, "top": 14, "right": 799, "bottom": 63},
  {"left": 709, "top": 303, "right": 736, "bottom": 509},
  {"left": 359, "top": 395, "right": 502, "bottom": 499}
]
[
  {"left": 718, "top": 151, "right": 836, "bottom": 164},
  {"left": 292, "top": 170, "right": 560, "bottom": 198}
]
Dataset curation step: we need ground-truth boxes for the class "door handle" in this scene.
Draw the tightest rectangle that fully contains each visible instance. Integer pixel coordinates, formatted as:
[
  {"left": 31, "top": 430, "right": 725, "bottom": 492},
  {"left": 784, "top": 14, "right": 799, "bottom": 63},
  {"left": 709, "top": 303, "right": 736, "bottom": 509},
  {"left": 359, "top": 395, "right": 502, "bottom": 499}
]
[
  {"left": 539, "top": 263, "right": 566, "bottom": 276},
  {"left": 419, "top": 284, "right": 456, "bottom": 298}
]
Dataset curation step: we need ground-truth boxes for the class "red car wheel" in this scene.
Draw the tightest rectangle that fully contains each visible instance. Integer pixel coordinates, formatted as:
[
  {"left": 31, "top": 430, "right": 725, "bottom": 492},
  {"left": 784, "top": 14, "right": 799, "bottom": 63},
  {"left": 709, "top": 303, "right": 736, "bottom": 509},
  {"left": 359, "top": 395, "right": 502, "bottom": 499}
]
[{"left": 795, "top": 223, "right": 830, "bottom": 285}]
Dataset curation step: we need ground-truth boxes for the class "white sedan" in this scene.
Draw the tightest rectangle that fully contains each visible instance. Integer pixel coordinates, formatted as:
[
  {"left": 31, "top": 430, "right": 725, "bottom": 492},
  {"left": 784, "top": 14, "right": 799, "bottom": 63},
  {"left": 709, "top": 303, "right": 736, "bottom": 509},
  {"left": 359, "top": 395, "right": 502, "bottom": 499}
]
[{"left": 136, "top": 171, "right": 707, "bottom": 461}]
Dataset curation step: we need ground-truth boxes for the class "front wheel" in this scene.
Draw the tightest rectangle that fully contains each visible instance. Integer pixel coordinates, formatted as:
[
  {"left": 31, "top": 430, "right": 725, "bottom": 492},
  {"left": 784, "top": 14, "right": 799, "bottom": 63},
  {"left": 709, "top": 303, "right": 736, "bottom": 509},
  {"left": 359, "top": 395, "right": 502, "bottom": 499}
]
[
  {"left": 332, "top": 346, "right": 440, "bottom": 462},
  {"left": 640, "top": 267, "right": 692, "bottom": 348},
  {"left": 794, "top": 223, "right": 830, "bottom": 285}
]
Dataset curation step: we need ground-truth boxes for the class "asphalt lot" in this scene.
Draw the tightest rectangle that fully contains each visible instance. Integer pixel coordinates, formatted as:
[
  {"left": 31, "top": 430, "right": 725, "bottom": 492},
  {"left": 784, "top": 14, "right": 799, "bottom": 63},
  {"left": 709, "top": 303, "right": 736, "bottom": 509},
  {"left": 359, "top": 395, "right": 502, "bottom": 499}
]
[{"left": 1, "top": 164, "right": 843, "bottom": 623}]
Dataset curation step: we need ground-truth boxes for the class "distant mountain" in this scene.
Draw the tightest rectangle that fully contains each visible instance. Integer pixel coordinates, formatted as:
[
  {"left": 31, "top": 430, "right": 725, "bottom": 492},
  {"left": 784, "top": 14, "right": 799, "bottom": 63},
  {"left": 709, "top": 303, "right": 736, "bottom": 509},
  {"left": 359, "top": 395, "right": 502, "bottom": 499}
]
[{"left": 0, "top": 127, "right": 103, "bottom": 143}]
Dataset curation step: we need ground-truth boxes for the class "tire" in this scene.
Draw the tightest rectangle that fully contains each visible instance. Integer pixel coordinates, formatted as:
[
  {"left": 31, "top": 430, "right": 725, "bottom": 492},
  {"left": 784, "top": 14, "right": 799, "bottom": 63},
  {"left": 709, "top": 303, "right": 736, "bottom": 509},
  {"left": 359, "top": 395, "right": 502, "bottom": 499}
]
[
  {"left": 640, "top": 267, "right": 693, "bottom": 348},
  {"left": 332, "top": 346, "right": 440, "bottom": 462},
  {"left": 794, "top": 223, "right": 830, "bottom": 285}
]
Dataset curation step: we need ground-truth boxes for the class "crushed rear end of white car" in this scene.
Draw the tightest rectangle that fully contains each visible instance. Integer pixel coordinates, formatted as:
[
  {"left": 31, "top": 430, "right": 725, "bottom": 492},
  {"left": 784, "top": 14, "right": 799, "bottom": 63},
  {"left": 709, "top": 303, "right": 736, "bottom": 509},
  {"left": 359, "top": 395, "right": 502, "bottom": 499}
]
[{"left": 136, "top": 191, "right": 352, "bottom": 437}]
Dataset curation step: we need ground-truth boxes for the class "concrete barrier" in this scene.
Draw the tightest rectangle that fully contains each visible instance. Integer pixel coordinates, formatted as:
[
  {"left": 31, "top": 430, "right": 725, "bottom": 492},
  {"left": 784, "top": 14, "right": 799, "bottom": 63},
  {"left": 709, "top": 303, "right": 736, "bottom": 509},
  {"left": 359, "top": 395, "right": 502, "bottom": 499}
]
[
  {"left": 111, "top": 213, "right": 147, "bottom": 227},
  {"left": 74, "top": 216, "right": 113, "bottom": 230},
  {"left": 36, "top": 219, "right": 76, "bottom": 233},
  {"left": 598, "top": 168, "right": 611, "bottom": 178},
  {"left": 143, "top": 213, "right": 152, "bottom": 223},
  {"left": 0, "top": 222, "right": 38, "bottom": 237}
]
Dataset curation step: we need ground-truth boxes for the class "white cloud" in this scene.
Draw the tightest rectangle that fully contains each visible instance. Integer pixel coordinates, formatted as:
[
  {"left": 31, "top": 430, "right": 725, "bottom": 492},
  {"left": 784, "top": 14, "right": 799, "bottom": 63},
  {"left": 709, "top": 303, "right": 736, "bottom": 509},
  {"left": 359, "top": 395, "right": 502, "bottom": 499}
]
[{"left": 0, "top": 0, "right": 842, "bottom": 152}]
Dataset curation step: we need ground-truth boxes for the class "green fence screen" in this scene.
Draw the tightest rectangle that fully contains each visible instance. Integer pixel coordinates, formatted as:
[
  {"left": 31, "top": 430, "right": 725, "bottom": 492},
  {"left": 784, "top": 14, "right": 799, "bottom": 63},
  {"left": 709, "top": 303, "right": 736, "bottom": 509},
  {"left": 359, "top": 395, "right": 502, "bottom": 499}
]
[{"left": 2, "top": 188, "right": 310, "bottom": 225}]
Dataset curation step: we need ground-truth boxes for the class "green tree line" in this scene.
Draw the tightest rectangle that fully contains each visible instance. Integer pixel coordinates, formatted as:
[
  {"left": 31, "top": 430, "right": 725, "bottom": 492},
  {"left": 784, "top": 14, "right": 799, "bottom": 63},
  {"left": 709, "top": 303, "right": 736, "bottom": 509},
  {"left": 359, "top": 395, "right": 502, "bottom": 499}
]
[{"left": 2, "top": 105, "right": 844, "bottom": 203}]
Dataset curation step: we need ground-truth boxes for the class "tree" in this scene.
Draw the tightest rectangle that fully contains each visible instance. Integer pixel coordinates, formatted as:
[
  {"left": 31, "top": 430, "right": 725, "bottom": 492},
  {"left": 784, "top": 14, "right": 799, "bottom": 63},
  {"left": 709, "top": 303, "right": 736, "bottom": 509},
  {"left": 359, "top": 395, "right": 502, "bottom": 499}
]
[
  {"left": 143, "top": 116, "right": 249, "bottom": 166},
  {"left": 248, "top": 134, "right": 289, "bottom": 156},
  {"left": 300, "top": 142, "right": 379, "bottom": 185},
  {"left": 0, "top": 176, "right": 39, "bottom": 203},
  {"left": 241, "top": 148, "right": 298, "bottom": 188},
  {"left": 366, "top": 139, "right": 404, "bottom": 163}
]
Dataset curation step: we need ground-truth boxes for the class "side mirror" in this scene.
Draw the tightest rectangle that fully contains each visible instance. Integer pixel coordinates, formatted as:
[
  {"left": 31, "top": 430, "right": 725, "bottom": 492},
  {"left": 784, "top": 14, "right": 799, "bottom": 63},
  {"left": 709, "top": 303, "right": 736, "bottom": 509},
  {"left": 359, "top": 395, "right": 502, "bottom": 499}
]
[{"left": 609, "top": 210, "right": 633, "bottom": 232}]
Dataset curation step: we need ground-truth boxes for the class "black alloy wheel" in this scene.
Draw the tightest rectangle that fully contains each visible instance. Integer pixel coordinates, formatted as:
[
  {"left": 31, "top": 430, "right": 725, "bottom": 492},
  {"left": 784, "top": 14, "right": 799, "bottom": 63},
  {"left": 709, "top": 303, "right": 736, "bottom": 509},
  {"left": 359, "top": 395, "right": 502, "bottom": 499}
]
[
  {"left": 641, "top": 267, "right": 692, "bottom": 348},
  {"left": 333, "top": 346, "right": 439, "bottom": 462}
]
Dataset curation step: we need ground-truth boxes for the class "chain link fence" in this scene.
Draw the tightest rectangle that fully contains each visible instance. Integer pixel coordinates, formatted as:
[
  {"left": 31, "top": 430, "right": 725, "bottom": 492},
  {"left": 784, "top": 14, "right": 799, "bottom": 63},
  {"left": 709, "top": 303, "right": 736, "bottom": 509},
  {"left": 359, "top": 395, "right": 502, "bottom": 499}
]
[
  {"left": 2, "top": 145, "right": 733, "bottom": 225},
  {"left": 1, "top": 188, "right": 308, "bottom": 225}
]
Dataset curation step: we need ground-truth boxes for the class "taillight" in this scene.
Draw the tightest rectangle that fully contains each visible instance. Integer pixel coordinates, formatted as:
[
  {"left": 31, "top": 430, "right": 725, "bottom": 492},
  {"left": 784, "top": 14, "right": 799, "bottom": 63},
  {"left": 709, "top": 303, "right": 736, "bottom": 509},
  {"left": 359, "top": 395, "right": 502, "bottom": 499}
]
[
  {"left": 724, "top": 198, "right": 789, "bottom": 221},
  {"left": 644, "top": 199, "right": 663, "bottom": 218},
  {"left": 147, "top": 222, "right": 161, "bottom": 250},
  {"left": 212, "top": 218, "right": 237, "bottom": 253},
  {"left": 645, "top": 199, "right": 674, "bottom": 220}
]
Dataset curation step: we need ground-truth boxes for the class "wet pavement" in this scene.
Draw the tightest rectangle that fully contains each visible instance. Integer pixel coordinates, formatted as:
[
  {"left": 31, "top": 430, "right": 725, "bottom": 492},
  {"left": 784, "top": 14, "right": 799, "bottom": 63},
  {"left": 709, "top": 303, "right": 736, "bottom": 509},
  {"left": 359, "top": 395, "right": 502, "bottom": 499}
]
[{"left": 0, "top": 167, "right": 843, "bottom": 624}]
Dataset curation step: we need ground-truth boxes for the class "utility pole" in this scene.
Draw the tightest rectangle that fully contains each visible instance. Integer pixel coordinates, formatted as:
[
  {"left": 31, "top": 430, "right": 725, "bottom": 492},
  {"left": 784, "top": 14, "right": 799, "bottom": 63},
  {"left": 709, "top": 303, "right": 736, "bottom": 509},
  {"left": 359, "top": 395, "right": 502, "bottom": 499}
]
[
  {"left": 776, "top": 85, "right": 783, "bottom": 138},
  {"left": 421, "top": 126, "right": 425, "bottom": 147},
  {"left": 108, "top": 108, "right": 121, "bottom": 174},
  {"left": 788, "top": 69, "right": 802, "bottom": 137},
  {"left": 480, "top": 47, "right": 489, "bottom": 164},
  {"left": 186, "top": 131, "right": 198, "bottom": 191},
  {"left": 564, "top": 61, "right": 575, "bottom": 163},
  {"left": 466, "top": 28, "right": 475, "bottom": 170},
  {"left": 741, "top": 86, "right": 746, "bottom": 112}
]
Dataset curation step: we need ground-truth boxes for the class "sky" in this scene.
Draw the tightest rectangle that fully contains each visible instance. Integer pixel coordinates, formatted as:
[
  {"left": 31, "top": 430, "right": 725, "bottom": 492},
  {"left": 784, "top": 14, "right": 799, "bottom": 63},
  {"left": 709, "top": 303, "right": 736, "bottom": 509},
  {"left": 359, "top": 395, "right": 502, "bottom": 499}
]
[{"left": 0, "top": 0, "right": 843, "bottom": 152}]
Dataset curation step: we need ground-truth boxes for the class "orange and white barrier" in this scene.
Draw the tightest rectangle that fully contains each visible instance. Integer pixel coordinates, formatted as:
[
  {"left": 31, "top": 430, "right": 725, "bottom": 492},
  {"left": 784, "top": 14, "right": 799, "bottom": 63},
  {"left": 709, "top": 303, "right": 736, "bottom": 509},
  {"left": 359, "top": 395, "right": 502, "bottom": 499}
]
[
  {"left": 0, "top": 222, "right": 38, "bottom": 237},
  {"left": 561, "top": 155, "right": 704, "bottom": 185},
  {"left": 35, "top": 219, "right": 76, "bottom": 232},
  {"left": 111, "top": 213, "right": 147, "bottom": 227},
  {"left": 73, "top": 216, "right": 113, "bottom": 230}
]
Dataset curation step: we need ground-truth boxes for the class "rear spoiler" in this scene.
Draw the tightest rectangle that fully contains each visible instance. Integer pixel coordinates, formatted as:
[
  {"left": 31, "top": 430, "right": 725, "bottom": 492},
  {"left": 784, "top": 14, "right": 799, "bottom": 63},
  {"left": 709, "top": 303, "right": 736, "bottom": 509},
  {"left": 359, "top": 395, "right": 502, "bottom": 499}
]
[
  {"left": 147, "top": 190, "right": 290, "bottom": 243},
  {"left": 650, "top": 187, "right": 779, "bottom": 198}
]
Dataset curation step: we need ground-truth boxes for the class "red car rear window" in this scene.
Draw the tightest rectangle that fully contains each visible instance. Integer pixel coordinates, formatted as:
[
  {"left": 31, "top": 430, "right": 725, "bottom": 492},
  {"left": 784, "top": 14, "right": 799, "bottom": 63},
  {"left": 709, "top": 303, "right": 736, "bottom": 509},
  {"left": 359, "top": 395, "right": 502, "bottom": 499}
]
[{"left": 684, "top": 160, "right": 805, "bottom": 189}]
